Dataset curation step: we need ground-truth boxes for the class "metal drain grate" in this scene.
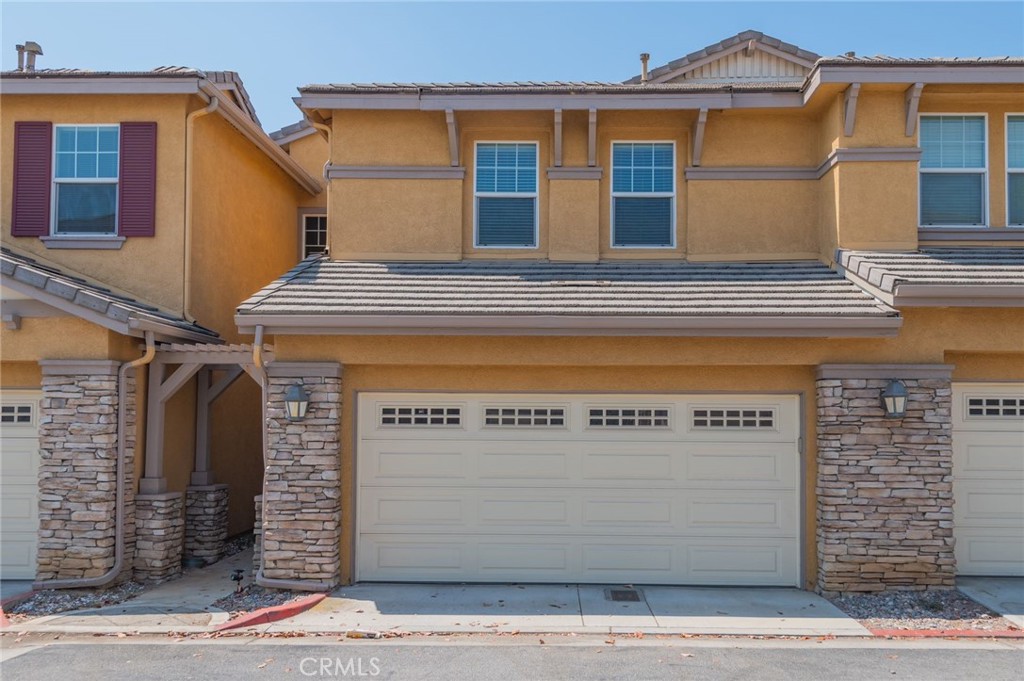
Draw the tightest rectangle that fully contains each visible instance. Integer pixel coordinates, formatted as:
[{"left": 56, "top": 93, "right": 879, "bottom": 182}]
[{"left": 606, "top": 588, "right": 642, "bottom": 602}]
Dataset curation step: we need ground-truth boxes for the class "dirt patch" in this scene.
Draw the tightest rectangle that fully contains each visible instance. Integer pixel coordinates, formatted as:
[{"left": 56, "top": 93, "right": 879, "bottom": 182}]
[
  {"left": 5, "top": 581, "right": 146, "bottom": 621},
  {"left": 213, "top": 585, "right": 306, "bottom": 620}
]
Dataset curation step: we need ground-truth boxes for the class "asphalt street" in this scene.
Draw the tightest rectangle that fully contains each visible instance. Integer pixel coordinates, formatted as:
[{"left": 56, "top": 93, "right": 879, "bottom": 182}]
[{"left": 1, "top": 636, "right": 1023, "bottom": 681}]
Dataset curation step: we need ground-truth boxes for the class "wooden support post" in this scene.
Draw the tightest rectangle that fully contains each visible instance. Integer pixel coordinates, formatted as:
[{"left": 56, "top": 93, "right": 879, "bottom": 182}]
[
  {"left": 445, "top": 109, "right": 459, "bottom": 167},
  {"left": 553, "top": 109, "right": 563, "bottom": 167},
  {"left": 140, "top": 360, "right": 204, "bottom": 494},
  {"left": 587, "top": 108, "right": 597, "bottom": 167},
  {"left": 905, "top": 83, "right": 925, "bottom": 137},
  {"left": 843, "top": 83, "right": 861, "bottom": 137},
  {"left": 692, "top": 108, "right": 709, "bottom": 167}
]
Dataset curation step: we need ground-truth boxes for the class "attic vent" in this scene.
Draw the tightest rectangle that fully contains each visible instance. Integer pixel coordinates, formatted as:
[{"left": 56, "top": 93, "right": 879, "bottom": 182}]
[{"left": 966, "top": 396, "right": 1022, "bottom": 419}]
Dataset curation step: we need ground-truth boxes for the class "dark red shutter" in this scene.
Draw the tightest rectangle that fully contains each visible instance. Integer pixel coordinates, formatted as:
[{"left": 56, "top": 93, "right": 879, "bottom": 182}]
[
  {"left": 11, "top": 121, "right": 53, "bottom": 236},
  {"left": 118, "top": 122, "right": 157, "bottom": 237}
]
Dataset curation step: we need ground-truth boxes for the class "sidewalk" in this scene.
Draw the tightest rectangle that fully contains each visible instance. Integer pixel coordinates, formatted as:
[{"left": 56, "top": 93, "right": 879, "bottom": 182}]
[
  {"left": 252, "top": 583, "right": 872, "bottom": 637},
  {"left": 9, "top": 549, "right": 252, "bottom": 634}
]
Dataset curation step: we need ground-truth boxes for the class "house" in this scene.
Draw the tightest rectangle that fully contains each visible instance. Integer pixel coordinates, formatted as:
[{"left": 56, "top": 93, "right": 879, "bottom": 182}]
[
  {"left": 0, "top": 53, "right": 324, "bottom": 585},
  {"left": 236, "top": 31, "right": 1024, "bottom": 594}
]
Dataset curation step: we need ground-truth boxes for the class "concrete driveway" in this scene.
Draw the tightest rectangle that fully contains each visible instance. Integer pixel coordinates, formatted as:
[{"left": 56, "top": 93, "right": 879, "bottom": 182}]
[
  {"left": 264, "top": 583, "right": 871, "bottom": 637},
  {"left": 958, "top": 577, "right": 1024, "bottom": 628}
]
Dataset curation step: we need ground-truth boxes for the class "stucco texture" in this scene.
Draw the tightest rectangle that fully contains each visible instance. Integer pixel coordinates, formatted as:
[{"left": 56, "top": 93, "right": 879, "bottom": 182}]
[{"left": 1, "top": 94, "right": 190, "bottom": 312}]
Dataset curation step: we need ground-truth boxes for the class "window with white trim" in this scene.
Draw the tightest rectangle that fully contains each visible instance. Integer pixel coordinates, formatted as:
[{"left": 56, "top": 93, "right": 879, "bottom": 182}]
[
  {"left": 919, "top": 115, "right": 987, "bottom": 226},
  {"left": 611, "top": 142, "right": 675, "bottom": 247},
  {"left": 53, "top": 125, "right": 119, "bottom": 235},
  {"left": 1007, "top": 115, "right": 1024, "bottom": 226},
  {"left": 303, "top": 214, "right": 327, "bottom": 257},
  {"left": 474, "top": 142, "right": 537, "bottom": 248}
]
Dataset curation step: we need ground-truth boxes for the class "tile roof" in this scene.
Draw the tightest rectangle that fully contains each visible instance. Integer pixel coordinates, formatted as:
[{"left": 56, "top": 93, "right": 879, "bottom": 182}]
[
  {"left": 238, "top": 257, "right": 898, "bottom": 319},
  {"left": 1, "top": 247, "right": 219, "bottom": 343},
  {"left": 1, "top": 67, "right": 261, "bottom": 126},
  {"left": 840, "top": 249, "right": 1024, "bottom": 292},
  {"left": 816, "top": 56, "right": 1024, "bottom": 65},
  {"left": 298, "top": 81, "right": 803, "bottom": 94}
]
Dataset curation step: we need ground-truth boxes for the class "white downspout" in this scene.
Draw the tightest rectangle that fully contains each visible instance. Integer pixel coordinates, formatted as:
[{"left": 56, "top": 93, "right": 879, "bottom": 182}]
[
  {"left": 183, "top": 92, "right": 219, "bottom": 322},
  {"left": 35, "top": 331, "right": 157, "bottom": 590},
  {"left": 251, "top": 325, "right": 333, "bottom": 591}
]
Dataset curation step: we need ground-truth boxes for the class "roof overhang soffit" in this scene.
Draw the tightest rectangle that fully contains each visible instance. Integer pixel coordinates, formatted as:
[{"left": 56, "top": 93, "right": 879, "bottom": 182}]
[{"left": 0, "top": 273, "right": 215, "bottom": 344}]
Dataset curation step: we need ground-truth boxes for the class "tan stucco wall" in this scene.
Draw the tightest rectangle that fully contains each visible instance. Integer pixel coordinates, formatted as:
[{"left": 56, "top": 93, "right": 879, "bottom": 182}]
[
  {"left": 687, "top": 180, "right": 819, "bottom": 260},
  {"left": 286, "top": 132, "right": 329, "bottom": 210},
  {"left": 948, "top": 352, "right": 1024, "bottom": 381},
  {"left": 0, "top": 360, "right": 41, "bottom": 388},
  {"left": 190, "top": 112, "right": 306, "bottom": 341},
  {"left": 548, "top": 179, "right": 600, "bottom": 261},
  {"left": 313, "top": 85, "right": 1023, "bottom": 261},
  {"left": 0, "top": 317, "right": 113, "bottom": 360},
  {"left": 1, "top": 94, "right": 190, "bottom": 311}
]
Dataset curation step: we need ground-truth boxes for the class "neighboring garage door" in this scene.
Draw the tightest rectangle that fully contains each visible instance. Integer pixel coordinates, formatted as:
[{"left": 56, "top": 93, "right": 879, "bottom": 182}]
[
  {"left": 953, "top": 383, "right": 1024, "bottom": 576},
  {"left": 1, "top": 391, "right": 41, "bottom": 580},
  {"left": 357, "top": 393, "right": 801, "bottom": 586}
]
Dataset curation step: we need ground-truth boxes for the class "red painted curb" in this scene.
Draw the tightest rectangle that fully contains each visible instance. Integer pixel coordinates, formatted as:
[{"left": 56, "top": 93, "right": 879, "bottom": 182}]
[
  {"left": 0, "top": 591, "right": 34, "bottom": 629},
  {"left": 215, "top": 592, "right": 327, "bottom": 631},
  {"left": 871, "top": 628, "right": 1024, "bottom": 639}
]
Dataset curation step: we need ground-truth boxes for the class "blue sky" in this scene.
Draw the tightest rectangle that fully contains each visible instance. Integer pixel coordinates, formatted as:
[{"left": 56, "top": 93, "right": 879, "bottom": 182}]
[{"left": 3, "top": 1, "right": 1023, "bottom": 132}]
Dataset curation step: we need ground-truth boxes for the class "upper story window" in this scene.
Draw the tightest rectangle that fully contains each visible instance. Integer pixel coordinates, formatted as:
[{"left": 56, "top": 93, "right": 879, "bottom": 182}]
[
  {"left": 611, "top": 142, "right": 675, "bottom": 248},
  {"left": 54, "top": 125, "right": 120, "bottom": 235},
  {"left": 1007, "top": 115, "right": 1024, "bottom": 226},
  {"left": 474, "top": 142, "right": 537, "bottom": 248},
  {"left": 303, "top": 214, "right": 327, "bottom": 257},
  {"left": 919, "top": 115, "right": 987, "bottom": 227}
]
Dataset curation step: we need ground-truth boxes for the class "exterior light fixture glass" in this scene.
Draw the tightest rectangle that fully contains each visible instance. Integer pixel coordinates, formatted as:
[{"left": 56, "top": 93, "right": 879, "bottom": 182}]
[
  {"left": 284, "top": 383, "right": 310, "bottom": 421},
  {"left": 880, "top": 379, "right": 908, "bottom": 418}
]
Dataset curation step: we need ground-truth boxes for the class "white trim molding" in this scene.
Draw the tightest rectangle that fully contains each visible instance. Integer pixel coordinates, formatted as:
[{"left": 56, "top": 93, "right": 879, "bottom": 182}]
[
  {"left": 816, "top": 364, "right": 955, "bottom": 380},
  {"left": 685, "top": 146, "right": 923, "bottom": 180},
  {"left": 326, "top": 165, "right": 466, "bottom": 180}
]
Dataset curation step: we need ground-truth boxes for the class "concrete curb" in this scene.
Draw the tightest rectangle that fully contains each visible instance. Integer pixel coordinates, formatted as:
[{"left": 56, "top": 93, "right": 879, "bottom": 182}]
[
  {"left": 214, "top": 593, "right": 327, "bottom": 632},
  {"left": 871, "top": 628, "right": 1024, "bottom": 639}
]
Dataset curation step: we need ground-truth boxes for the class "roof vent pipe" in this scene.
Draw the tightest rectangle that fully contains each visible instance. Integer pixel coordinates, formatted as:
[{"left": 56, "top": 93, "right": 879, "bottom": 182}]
[
  {"left": 845, "top": 51, "right": 856, "bottom": 59},
  {"left": 15, "top": 44, "right": 24, "bottom": 71},
  {"left": 640, "top": 52, "right": 650, "bottom": 83},
  {"left": 23, "top": 41, "right": 42, "bottom": 71}
]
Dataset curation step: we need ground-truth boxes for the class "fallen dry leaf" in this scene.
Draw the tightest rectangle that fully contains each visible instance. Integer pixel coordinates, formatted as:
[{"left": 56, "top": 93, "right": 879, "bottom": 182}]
[
  {"left": 256, "top": 658, "right": 273, "bottom": 669},
  {"left": 681, "top": 653, "right": 695, "bottom": 658}
]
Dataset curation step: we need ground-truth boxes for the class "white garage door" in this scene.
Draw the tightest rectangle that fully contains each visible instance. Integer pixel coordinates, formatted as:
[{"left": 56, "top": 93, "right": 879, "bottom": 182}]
[
  {"left": 953, "top": 383, "right": 1024, "bottom": 576},
  {"left": 357, "top": 393, "right": 801, "bottom": 586},
  {"left": 1, "top": 391, "right": 41, "bottom": 580}
]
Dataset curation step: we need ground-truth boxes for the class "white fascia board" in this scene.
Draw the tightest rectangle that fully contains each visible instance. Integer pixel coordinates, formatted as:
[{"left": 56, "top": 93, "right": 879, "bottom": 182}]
[
  {"left": 272, "top": 126, "right": 317, "bottom": 147},
  {"left": 814, "top": 65, "right": 1024, "bottom": 85},
  {"left": 297, "top": 92, "right": 740, "bottom": 111},
  {"left": 892, "top": 284, "right": 1024, "bottom": 307},
  {"left": 0, "top": 78, "right": 201, "bottom": 95},
  {"left": 236, "top": 313, "right": 902, "bottom": 337}
]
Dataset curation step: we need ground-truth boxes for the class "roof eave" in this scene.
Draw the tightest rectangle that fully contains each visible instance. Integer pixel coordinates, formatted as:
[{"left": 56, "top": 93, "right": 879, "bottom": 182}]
[
  {"left": 892, "top": 284, "right": 1024, "bottom": 307},
  {"left": 235, "top": 313, "right": 902, "bottom": 338},
  {"left": 1, "top": 272, "right": 219, "bottom": 344}
]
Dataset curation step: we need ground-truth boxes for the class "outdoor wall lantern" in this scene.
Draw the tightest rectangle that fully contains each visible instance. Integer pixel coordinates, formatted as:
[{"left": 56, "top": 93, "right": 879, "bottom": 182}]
[
  {"left": 880, "top": 379, "right": 908, "bottom": 418},
  {"left": 284, "top": 383, "right": 310, "bottom": 421}
]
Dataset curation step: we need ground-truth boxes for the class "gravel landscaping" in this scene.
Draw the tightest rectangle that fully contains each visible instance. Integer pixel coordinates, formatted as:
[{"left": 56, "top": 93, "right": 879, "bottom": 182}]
[
  {"left": 213, "top": 585, "right": 306, "bottom": 619},
  {"left": 829, "top": 589, "right": 1018, "bottom": 631},
  {"left": 5, "top": 581, "right": 146, "bottom": 621}
]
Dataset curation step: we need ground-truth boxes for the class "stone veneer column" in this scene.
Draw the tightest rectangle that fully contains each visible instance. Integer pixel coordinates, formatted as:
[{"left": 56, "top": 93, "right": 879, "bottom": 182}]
[
  {"left": 134, "top": 493, "right": 184, "bottom": 583},
  {"left": 36, "top": 360, "right": 136, "bottom": 583},
  {"left": 253, "top": 495, "right": 263, "bottom": 576},
  {"left": 261, "top": 363, "right": 342, "bottom": 586},
  {"left": 816, "top": 364, "right": 956, "bottom": 594},
  {"left": 184, "top": 484, "right": 229, "bottom": 565}
]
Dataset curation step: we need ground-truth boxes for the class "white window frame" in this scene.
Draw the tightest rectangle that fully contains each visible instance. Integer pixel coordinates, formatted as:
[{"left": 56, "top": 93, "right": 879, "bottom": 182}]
[
  {"left": 917, "top": 113, "right": 989, "bottom": 229},
  {"left": 610, "top": 140, "right": 677, "bottom": 249},
  {"left": 1006, "top": 113, "right": 1024, "bottom": 228},
  {"left": 301, "top": 212, "right": 328, "bottom": 257},
  {"left": 472, "top": 140, "right": 539, "bottom": 249},
  {"left": 51, "top": 123, "right": 120, "bottom": 237}
]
